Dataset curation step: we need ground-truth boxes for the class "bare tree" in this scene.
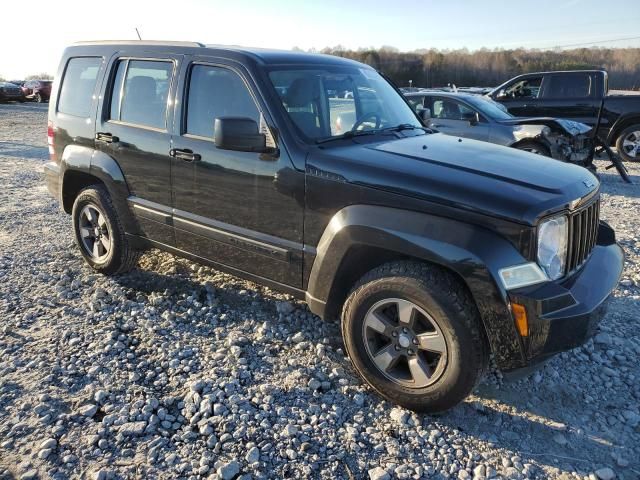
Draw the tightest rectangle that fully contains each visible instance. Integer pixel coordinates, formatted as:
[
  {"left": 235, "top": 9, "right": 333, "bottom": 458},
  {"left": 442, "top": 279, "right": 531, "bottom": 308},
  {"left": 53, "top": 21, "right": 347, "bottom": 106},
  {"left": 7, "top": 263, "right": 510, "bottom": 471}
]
[
  {"left": 319, "top": 46, "right": 640, "bottom": 90},
  {"left": 25, "top": 73, "right": 53, "bottom": 80}
]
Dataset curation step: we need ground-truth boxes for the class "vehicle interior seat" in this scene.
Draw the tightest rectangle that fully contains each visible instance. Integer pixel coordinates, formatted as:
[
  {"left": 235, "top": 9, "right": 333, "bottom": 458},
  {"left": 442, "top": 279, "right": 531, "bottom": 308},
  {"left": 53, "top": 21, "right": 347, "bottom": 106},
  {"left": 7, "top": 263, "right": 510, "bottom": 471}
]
[
  {"left": 122, "top": 75, "right": 162, "bottom": 127},
  {"left": 440, "top": 100, "right": 461, "bottom": 120},
  {"left": 284, "top": 77, "right": 323, "bottom": 139}
]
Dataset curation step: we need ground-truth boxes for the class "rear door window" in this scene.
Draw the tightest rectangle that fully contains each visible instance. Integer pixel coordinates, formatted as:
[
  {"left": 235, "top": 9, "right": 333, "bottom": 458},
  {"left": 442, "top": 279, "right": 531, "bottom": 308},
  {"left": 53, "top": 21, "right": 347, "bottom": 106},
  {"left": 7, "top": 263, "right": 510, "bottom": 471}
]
[
  {"left": 543, "top": 73, "right": 593, "bottom": 98},
  {"left": 57, "top": 57, "right": 102, "bottom": 117},
  {"left": 109, "top": 59, "right": 173, "bottom": 129}
]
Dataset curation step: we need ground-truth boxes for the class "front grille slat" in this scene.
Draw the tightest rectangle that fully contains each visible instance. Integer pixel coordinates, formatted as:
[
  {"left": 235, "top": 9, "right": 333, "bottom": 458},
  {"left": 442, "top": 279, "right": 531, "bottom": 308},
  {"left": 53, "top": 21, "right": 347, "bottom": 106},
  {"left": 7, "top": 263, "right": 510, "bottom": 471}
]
[{"left": 565, "top": 197, "right": 599, "bottom": 275}]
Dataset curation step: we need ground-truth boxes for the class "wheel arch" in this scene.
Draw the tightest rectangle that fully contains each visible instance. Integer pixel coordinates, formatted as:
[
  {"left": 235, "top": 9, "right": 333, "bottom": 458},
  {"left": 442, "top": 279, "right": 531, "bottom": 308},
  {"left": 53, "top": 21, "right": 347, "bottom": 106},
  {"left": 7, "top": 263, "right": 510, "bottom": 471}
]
[
  {"left": 608, "top": 114, "right": 640, "bottom": 145},
  {"left": 305, "top": 205, "right": 529, "bottom": 369},
  {"left": 60, "top": 145, "right": 140, "bottom": 235}
]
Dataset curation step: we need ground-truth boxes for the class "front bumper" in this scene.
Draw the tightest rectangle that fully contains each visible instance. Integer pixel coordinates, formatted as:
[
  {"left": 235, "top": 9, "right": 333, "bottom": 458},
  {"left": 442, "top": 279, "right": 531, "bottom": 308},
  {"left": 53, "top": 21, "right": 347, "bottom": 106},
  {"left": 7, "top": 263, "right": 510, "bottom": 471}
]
[{"left": 505, "top": 222, "right": 623, "bottom": 371}]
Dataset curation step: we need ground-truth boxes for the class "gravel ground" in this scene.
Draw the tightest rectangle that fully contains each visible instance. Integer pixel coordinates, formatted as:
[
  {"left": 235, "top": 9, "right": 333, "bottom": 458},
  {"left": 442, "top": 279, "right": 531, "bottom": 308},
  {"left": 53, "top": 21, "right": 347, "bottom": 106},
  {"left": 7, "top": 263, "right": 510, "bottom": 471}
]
[{"left": 1, "top": 102, "right": 639, "bottom": 480}]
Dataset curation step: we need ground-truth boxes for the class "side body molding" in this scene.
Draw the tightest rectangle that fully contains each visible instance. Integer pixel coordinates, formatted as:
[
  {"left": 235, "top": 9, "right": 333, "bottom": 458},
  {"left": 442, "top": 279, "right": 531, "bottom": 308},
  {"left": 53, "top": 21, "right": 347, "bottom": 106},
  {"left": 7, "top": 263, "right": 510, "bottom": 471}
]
[
  {"left": 305, "top": 205, "right": 528, "bottom": 369},
  {"left": 60, "top": 145, "right": 141, "bottom": 235}
]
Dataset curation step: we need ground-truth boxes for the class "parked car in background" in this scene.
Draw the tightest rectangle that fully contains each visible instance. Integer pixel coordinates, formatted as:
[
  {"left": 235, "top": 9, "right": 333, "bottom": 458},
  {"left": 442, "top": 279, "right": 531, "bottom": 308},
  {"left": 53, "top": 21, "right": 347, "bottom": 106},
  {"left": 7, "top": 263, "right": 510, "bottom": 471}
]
[
  {"left": 404, "top": 91, "right": 593, "bottom": 164},
  {"left": 0, "top": 82, "right": 25, "bottom": 102},
  {"left": 21, "top": 79, "right": 52, "bottom": 103},
  {"left": 488, "top": 70, "right": 640, "bottom": 162}
]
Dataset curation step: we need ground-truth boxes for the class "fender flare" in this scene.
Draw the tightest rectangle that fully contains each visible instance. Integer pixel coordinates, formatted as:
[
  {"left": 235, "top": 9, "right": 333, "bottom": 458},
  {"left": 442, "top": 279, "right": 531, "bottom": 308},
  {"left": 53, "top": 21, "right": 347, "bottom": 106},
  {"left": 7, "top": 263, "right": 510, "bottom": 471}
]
[
  {"left": 607, "top": 113, "right": 640, "bottom": 145},
  {"left": 60, "top": 145, "right": 140, "bottom": 235},
  {"left": 305, "top": 204, "right": 528, "bottom": 368}
]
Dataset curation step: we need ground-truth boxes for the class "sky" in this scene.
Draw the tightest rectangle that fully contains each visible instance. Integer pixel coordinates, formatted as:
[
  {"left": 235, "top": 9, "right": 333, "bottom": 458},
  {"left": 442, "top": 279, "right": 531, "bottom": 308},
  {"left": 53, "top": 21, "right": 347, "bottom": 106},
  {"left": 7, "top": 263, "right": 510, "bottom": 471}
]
[{"left": 1, "top": 0, "right": 639, "bottom": 79}]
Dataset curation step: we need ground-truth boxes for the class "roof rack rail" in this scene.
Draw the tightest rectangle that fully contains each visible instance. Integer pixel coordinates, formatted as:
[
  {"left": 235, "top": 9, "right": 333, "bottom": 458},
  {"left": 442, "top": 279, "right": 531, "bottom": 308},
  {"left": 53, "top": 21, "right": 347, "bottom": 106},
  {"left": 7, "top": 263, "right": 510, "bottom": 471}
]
[{"left": 72, "top": 40, "right": 205, "bottom": 47}]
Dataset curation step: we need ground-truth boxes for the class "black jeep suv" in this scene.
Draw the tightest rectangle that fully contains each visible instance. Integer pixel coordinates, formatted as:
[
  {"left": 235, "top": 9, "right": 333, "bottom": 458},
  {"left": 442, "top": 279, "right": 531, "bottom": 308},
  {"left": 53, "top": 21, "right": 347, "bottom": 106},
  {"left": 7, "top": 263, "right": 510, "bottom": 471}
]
[{"left": 44, "top": 41, "right": 623, "bottom": 412}]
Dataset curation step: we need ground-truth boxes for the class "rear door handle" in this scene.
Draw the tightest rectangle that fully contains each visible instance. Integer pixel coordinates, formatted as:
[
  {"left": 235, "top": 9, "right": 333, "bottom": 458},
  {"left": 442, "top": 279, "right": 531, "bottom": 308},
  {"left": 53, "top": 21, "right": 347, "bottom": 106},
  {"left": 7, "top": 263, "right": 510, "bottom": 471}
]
[
  {"left": 95, "top": 132, "right": 119, "bottom": 143},
  {"left": 170, "top": 148, "right": 201, "bottom": 162}
]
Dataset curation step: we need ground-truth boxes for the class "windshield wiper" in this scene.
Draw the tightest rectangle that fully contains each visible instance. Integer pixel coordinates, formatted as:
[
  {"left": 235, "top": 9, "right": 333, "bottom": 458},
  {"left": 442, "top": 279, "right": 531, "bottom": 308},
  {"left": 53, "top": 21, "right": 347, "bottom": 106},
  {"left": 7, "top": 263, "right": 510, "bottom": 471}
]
[
  {"left": 315, "top": 129, "right": 378, "bottom": 144},
  {"left": 380, "top": 124, "right": 428, "bottom": 133}
]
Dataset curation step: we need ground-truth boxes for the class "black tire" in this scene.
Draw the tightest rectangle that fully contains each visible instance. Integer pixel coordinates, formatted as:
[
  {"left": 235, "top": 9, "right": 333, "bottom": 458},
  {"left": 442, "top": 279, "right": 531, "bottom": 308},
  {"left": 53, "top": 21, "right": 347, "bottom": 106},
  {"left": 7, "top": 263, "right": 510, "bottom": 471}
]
[
  {"left": 341, "top": 261, "right": 488, "bottom": 413},
  {"left": 35, "top": 93, "right": 42, "bottom": 103},
  {"left": 71, "top": 185, "right": 140, "bottom": 275},
  {"left": 514, "top": 140, "right": 551, "bottom": 157},
  {"left": 615, "top": 124, "right": 640, "bottom": 162}
]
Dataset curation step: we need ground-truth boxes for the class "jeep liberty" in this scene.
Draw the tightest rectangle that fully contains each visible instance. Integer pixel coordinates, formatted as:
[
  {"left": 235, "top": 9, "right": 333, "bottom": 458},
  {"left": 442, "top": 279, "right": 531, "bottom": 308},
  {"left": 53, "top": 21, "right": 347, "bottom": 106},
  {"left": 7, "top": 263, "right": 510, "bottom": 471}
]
[{"left": 44, "top": 41, "right": 624, "bottom": 412}]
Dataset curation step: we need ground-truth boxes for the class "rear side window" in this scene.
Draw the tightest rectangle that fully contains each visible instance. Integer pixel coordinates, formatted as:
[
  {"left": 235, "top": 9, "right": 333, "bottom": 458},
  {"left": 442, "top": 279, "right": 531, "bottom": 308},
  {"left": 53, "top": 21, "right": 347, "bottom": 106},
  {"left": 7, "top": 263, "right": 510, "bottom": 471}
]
[
  {"left": 57, "top": 57, "right": 102, "bottom": 117},
  {"left": 109, "top": 59, "right": 173, "bottom": 129},
  {"left": 185, "top": 65, "right": 260, "bottom": 138},
  {"left": 543, "top": 73, "right": 592, "bottom": 98}
]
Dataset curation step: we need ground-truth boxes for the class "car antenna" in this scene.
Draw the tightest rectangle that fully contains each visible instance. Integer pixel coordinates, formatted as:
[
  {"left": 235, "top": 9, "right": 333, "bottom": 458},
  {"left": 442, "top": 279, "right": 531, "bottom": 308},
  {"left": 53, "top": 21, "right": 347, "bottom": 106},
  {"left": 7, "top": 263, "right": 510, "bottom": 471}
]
[{"left": 135, "top": 28, "right": 142, "bottom": 40}]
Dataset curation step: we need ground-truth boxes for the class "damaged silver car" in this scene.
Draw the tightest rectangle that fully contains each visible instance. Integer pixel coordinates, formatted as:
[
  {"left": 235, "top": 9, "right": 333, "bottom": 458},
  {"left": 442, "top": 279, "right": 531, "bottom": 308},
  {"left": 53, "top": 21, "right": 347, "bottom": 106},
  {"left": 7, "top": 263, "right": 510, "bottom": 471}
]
[{"left": 404, "top": 91, "right": 592, "bottom": 164}]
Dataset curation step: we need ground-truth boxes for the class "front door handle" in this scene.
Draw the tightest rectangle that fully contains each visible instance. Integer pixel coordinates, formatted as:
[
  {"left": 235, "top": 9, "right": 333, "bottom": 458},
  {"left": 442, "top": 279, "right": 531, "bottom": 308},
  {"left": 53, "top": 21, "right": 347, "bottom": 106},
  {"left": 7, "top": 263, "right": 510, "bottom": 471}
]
[
  {"left": 95, "top": 132, "right": 119, "bottom": 143},
  {"left": 170, "top": 148, "right": 201, "bottom": 162}
]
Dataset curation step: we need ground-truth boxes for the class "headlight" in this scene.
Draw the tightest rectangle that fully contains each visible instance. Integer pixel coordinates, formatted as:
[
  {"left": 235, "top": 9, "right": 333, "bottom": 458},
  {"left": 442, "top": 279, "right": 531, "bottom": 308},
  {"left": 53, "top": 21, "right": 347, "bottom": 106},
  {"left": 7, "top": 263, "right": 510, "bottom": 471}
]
[{"left": 537, "top": 215, "right": 568, "bottom": 280}]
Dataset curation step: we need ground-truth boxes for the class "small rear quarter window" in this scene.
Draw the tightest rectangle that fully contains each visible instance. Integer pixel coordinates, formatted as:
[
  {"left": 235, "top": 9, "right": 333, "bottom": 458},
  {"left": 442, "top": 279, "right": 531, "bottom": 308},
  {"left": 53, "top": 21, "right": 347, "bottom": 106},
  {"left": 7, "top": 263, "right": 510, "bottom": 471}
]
[{"left": 58, "top": 57, "right": 102, "bottom": 117}]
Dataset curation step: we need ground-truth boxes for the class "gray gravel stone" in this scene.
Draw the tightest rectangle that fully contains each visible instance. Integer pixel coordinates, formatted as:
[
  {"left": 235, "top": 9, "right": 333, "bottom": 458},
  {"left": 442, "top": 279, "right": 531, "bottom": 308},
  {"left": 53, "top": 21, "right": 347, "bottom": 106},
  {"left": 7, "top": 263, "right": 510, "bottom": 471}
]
[{"left": 217, "top": 460, "right": 240, "bottom": 480}]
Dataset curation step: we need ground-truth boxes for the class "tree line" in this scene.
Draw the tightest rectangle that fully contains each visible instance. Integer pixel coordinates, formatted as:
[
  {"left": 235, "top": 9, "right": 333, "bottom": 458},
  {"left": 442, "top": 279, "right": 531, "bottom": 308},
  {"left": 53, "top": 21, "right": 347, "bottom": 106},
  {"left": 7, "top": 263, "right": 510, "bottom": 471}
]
[{"left": 316, "top": 46, "right": 640, "bottom": 90}]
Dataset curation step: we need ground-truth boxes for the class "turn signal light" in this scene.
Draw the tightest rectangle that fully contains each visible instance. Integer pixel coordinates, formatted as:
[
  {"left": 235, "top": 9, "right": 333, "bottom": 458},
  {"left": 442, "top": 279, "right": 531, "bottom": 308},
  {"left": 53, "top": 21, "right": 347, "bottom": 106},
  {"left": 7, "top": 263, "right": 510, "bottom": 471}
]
[{"left": 511, "top": 303, "right": 529, "bottom": 337}]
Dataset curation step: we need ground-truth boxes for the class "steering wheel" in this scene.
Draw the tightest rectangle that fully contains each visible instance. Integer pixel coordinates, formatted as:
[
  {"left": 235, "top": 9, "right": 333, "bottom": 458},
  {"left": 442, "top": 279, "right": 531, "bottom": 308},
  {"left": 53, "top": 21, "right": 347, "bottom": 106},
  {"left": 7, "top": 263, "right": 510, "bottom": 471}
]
[{"left": 351, "top": 112, "right": 381, "bottom": 131}]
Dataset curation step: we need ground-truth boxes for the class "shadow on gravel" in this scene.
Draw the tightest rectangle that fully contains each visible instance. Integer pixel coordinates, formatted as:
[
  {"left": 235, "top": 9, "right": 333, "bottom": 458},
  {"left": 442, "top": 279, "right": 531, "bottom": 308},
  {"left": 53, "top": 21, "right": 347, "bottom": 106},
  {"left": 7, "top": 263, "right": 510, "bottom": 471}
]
[{"left": 0, "top": 141, "right": 48, "bottom": 160}]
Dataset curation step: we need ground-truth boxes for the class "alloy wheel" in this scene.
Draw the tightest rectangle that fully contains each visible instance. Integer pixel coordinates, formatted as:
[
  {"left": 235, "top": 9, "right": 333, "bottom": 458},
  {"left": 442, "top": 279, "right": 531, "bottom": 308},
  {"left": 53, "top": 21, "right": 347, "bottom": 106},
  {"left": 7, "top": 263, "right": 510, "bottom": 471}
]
[
  {"left": 622, "top": 130, "right": 640, "bottom": 159},
  {"left": 362, "top": 298, "right": 448, "bottom": 388},
  {"left": 78, "top": 204, "right": 112, "bottom": 262}
]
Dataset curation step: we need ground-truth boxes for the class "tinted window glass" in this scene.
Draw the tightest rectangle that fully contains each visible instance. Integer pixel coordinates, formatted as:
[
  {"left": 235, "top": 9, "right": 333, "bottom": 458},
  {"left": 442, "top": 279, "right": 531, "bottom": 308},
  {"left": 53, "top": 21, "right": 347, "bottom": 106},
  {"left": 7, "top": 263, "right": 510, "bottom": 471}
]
[
  {"left": 110, "top": 59, "right": 173, "bottom": 129},
  {"left": 433, "top": 99, "right": 468, "bottom": 120},
  {"left": 504, "top": 76, "right": 542, "bottom": 99},
  {"left": 58, "top": 57, "right": 102, "bottom": 117},
  {"left": 544, "top": 73, "right": 592, "bottom": 98},
  {"left": 406, "top": 95, "right": 426, "bottom": 112},
  {"left": 186, "top": 65, "right": 259, "bottom": 138},
  {"left": 269, "top": 67, "right": 421, "bottom": 141}
]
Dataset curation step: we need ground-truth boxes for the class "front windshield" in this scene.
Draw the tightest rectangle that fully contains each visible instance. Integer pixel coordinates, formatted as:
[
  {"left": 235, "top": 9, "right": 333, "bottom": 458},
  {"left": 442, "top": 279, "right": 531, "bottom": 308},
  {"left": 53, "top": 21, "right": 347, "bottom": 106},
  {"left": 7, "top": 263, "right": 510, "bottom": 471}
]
[
  {"left": 468, "top": 96, "right": 513, "bottom": 121},
  {"left": 268, "top": 66, "right": 422, "bottom": 142}
]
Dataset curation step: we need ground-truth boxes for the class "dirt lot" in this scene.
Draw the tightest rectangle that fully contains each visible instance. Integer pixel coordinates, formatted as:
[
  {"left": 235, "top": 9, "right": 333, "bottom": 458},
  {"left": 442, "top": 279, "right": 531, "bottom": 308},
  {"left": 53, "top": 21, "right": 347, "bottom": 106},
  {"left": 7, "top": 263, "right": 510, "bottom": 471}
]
[{"left": 1, "top": 102, "right": 639, "bottom": 480}]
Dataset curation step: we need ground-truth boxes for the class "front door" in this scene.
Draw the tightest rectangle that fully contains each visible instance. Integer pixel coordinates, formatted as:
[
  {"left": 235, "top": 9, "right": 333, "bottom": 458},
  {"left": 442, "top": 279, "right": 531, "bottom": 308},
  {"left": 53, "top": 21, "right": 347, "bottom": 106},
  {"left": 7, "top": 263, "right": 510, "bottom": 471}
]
[
  {"left": 95, "top": 54, "right": 181, "bottom": 245},
  {"left": 170, "top": 58, "right": 304, "bottom": 287},
  {"left": 493, "top": 74, "right": 545, "bottom": 117},
  {"left": 427, "top": 96, "right": 491, "bottom": 141}
]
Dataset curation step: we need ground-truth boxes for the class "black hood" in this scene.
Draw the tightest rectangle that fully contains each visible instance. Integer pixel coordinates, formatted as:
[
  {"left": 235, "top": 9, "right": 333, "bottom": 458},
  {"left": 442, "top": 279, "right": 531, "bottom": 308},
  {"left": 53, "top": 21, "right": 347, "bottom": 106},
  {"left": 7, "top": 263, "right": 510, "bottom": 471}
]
[{"left": 310, "top": 132, "right": 598, "bottom": 225}]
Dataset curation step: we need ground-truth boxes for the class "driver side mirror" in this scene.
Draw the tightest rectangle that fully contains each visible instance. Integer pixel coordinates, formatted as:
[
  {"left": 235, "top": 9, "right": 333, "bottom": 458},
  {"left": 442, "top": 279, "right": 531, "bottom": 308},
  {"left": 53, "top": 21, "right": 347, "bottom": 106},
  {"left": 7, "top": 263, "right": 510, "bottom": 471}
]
[
  {"left": 495, "top": 89, "right": 507, "bottom": 100},
  {"left": 418, "top": 107, "right": 431, "bottom": 123},
  {"left": 214, "top": 117, "right": 269, "bottom": 153},
  {"left": 462, "top": 111, "right": 480, "bottom": 126}
]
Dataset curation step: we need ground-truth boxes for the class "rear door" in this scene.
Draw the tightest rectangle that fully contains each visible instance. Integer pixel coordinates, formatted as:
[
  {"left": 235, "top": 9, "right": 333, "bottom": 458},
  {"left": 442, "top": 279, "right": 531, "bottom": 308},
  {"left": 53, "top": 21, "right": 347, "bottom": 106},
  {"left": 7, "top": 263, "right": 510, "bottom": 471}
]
[
  {"left": 536, "top": 72, "right": 600, "bottom": 125},
  {"left": 95, "top": 53, "right": 182, "bottom": 246},
  {"left": 169, "top": 56, "right": 305, "bottom": 287}
]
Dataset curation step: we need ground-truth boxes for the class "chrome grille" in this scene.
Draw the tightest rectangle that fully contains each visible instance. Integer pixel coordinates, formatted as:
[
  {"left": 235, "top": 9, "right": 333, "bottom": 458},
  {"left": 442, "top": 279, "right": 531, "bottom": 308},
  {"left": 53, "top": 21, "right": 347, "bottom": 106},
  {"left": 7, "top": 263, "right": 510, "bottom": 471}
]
[{"left": 566, "top": 197, "right": 600, "bottom": 273}]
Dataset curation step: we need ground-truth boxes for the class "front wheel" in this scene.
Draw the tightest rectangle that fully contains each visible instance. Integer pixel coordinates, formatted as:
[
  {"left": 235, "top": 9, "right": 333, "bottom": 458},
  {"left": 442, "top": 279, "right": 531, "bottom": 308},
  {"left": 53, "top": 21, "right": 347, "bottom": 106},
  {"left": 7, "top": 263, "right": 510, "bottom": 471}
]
[
  {"left": 34, "top": 93, "right": 43, "bottom": 103},
  {"left": 341, "top": 261, "right": 488, "bottom": 413},
  {"left": 616, "top": 125, "right": 640, "bottom": 162},
  {"left": 72, "top": 185, "right": 140, "bottom": 275}
]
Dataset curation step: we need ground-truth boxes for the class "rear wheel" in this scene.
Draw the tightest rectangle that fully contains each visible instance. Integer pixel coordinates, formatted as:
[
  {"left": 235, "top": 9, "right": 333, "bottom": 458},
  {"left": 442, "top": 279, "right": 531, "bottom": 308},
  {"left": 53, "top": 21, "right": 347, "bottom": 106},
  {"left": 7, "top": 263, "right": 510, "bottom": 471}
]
[
  {"left": 514, "top": 140, "right": 551, "bottom": 157},
  {"left": 72, "top": 185, "right": 140, "bottom": 275},
  {"left": 616, "top": 125, "right": 640, "bottom": 162},
  {"left": 341, "top": 261, "right": 488, "bottom": 412}
]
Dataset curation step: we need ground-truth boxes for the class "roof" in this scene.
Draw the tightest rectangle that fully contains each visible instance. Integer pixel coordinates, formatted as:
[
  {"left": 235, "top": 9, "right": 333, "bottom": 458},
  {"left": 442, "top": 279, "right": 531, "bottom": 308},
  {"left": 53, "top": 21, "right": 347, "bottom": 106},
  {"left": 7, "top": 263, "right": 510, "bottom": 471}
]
[{"left": 70, "top": 40, "right": 363, "bottom": 67}]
